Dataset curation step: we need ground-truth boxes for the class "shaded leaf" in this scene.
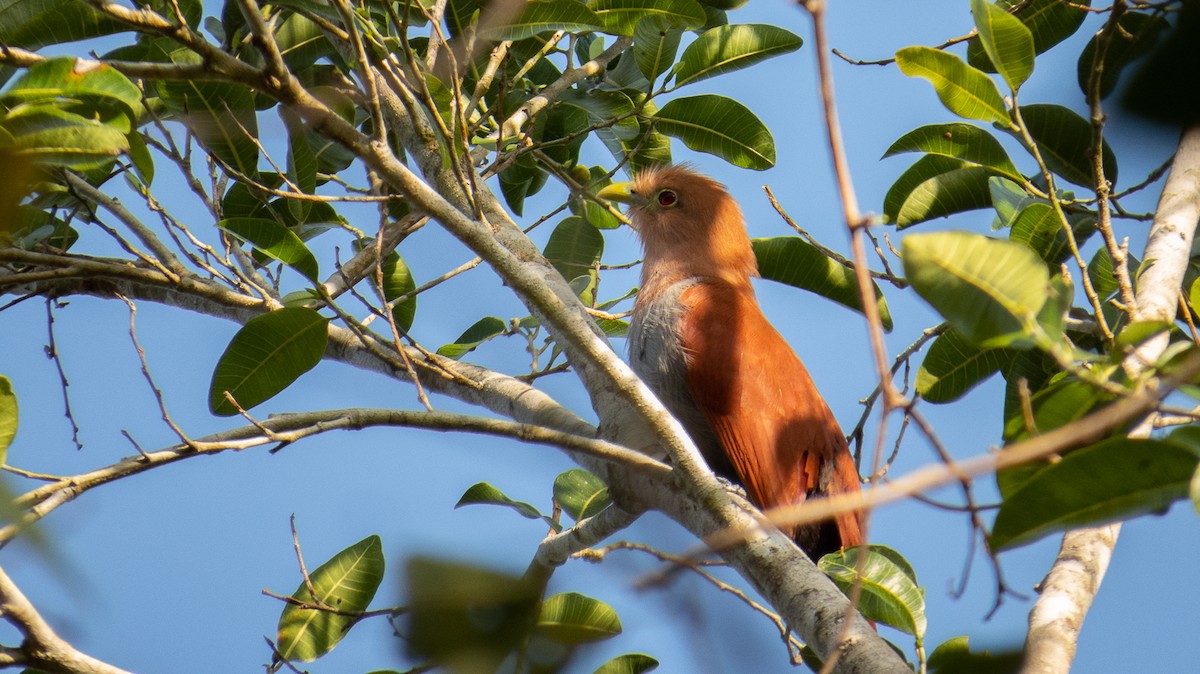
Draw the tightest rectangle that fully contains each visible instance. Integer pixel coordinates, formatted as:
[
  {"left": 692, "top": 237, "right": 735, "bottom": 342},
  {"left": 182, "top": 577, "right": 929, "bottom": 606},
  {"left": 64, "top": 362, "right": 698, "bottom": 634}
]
[
  {"left": 593, "top": 653, "right": 659, "bottom": 674},
  {"left": 276, "top": 535, "right": 385, "bottom": 662},
  {"left": 537, "top": 592, "right": 622, "bottom": 644},
  {"left": 1089, "top": 245, "right": 1137, "bottom": 298},
  {"left": 1018, "top": 103, "right": 1118, "bottom": 188},
  {"left": 156, "top": 51, "right": 259, "bottom": 177},
  {"left": 586, "top": 0, "right": 705, "bottom": 36},
  {"left": 752, "top": 236, "right": 893, "bottom": 331},
  {"left": 208, "top": 307, "right": 329, "bottom": 416},
  {"left": 633, "top": 17, "right": 683, "bottom": 82},
  {"left": 902, "top": 231, "right": 1050, "bottom": 346},
  {"left": 652, "top": 94, "right": 774, "bottom": 170},
  {"left": 971, "top": 0, "right": 1035, "bottom": 90},
  {"left": 456, "top": 482, "right": 560, "bottom": 531},
  {"left": 991, "top": 438, "right": 1200, "bottom": 550},
  {"left": 218, "top": 217, "right": 320, "bottom": 283},
  {"left": 968, "top": 0, "right": 1090, "bottom": 70},
  {"left": 0, "top": 376, "right": 16, "bottom": 464},
  {"left": 883, "top": 123, "right": 1021, "bottom": 182},
  {"left": 1077, "top": 11, "right": 1169, "bottom": 100},
  {"left": 544, "top": 216, "right": 604, "bottom": 283},
  {"left": 1008, "top": 203, "right": 1095, "bottom": 265},
  {"left": 884, "top": 155, "right": 993, "bottom": 228},
  {"left": 381, "top": 252, "right": 418, "bottom": 332},
  {"left": 895, "top": 46, "right": 1010, "bottom": 126},
  {"left": 928, "top": 636, "right": 1024, "bottom": 674},
  {"left": 553, "top": 469, "right": 611, "bottom": 522},
  {"left": 917, "top": 328, "right": 1012, "bottom": 403},
  {"left": 819, "top": 545, "right": 926, "bottom": 638},
  {"left": 437, "top": 316, "right": 507, "bottom": 359},
  {"left": 1001, "top": 378, "right": 1111, "bottom": 445},
  {"left": 0, "top": 0, "right": 128, "bottom": 50},
  {"left": 560, "top": 89, "right": 640, "bottom": 141},
  {"left": 672, "top": 24, "right": 802, "bottom": 88}
]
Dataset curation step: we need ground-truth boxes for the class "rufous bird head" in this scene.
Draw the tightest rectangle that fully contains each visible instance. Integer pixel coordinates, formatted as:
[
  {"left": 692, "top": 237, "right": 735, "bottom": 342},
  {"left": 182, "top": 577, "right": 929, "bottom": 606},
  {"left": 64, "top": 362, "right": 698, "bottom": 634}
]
[{"left": 597, "top": 165, "right": 758, "bottom": 291}]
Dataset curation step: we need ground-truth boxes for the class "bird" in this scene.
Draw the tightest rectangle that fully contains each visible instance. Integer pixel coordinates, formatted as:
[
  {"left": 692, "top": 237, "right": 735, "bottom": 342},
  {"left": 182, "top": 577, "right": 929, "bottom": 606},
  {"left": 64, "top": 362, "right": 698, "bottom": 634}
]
[{"left": 597, "top": 165, "right": 865, "bottom": 559}]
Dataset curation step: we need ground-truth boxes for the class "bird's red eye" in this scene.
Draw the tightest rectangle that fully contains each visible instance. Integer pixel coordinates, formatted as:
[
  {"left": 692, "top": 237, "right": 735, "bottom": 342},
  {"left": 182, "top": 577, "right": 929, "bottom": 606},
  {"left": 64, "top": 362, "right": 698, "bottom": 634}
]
[{"left": 657, "top": 189, "right": 678, "bottom": 207}]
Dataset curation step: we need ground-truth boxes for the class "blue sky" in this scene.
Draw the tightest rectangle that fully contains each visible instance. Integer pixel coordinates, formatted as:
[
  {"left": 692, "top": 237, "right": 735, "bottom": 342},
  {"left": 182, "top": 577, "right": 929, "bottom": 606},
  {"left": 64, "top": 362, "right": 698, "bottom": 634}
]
[{"left": 2, "top": 1, "right": 1197, "bottom": 672}]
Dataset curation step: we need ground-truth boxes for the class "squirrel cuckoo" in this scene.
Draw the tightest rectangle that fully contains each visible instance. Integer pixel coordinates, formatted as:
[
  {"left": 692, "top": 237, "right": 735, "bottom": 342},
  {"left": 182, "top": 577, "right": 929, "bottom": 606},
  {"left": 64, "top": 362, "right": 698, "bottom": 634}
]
[{"left": 598, "top": 165, "right": 864, "bottom": 559}]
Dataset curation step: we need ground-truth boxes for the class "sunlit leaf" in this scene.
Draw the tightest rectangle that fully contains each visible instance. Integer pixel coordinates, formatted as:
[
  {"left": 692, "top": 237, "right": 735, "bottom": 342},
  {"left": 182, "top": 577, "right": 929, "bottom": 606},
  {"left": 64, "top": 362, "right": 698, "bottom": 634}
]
[
  {"left": 593, "top": 653, "right": 659, "bottom": 674},
  {"left": 0, "top": 0, "right": 129, "bottom": 49},
  {"left": 968, "top": 0, "right": 1091, "bottom": 70},
  {"left": 883, "top": 123, "right": 1022, "bottom": 182},
  {"left": 553, "top": 469, "right": 611, "bottom": 522},
  {"left": 819, "top": 545, "right": 926, "bottom": 638},
  {"left": 884, "top": 155, "right": 993, "bottom": 228},
  {"left": 970, "top": 0, "right": 1034, "bottom": 90},
  {"left": 3, "top": 57, "right": 142, "bottom": 127},
  {"left": 653, "top": 94, "right": 775, "bottom": 170},
  {"left": 482, "top": 0, "right": 601, "bottom": 40},
  {"left": 916, "top": 328, "right": 1012, "bottom": 403},
  {"left": 437, "top": 316, "right": 507, "bottom": 359},
  {"left": 218, "top": 217, "right": 320, "bottom": 284},
  {"left": 895, "top": 46, "right": 1010, "bottom": 126},
  {"left": 0, "top": 376, "right": 17, "bottom": 464},
  {"left": 902, "top": 231, "right": 1050, "bottom": 346},
  {"left": 586, "top": 0, "right": 705, "bottom": 36},
  {"left": 381, "top": 252, "right": 418, "bottom": 332},
  {"left": 1008, "top": 203, "right": 1095, "bottom": 265},
  {"left": 672, "top": 24, "right": 802, "bottom": 88},
  {"left": 276, "top": 535, "right": 385, "bottom": 662},
  {"left": 537, "top": 592, "right": 622, "bottom": 643},
  {"left": 2, "top": 105, "right": 128, "bottom": 170},
  {"left": 991, "top": 438, "right": 1200, "bottom": 550},
  {"left": 633, "top": 17, "right": 683, "bottom": 82},
  {"left": 208, "top": 307, "right": 329, "bottom": 416},
  {"left": 456, "top": 482, "right": 560, "bottom": 531},
  {"left": 752, "top": 236, "right": 893, "bottom": 331},
  {"left": 928, "top": 636, "right": 1025, "bottom": 674}
]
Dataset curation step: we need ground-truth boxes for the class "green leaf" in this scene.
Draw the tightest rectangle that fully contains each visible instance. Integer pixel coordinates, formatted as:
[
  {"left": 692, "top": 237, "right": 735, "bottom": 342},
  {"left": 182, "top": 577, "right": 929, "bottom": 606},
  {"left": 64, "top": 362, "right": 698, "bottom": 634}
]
[
  {"left": 633, "top": 17, "right": 683, "bottom": 82},
  {"left": 407, "top": 557, "right": 541, "bottom": 670},
  {"left": 883, "top": 123, "right": 1022, "bottom": 182},
  {"left": 1077, "top": 11, "right": 1169, "bottom": 100},
  {"left": 126, "top": 132, "right": 154, "bottom": 186},
  {"left": 597, "top": 97, "right": 672, "bottom": 174},
  {"left": 968, "top": 0, "right": 1090, "bottom": 71},
  {"left": 1018, "top": 103, "right": 1118, "bottom": 188},
  {"left": 902, "top": 231, "right": 1050, "bottom": 346},
  {"left": 483, "top": 0, "right": 601, "bottom": 40},
  {"left": 1115, "top": 320, "right": 1171, "bottom": 349},
  {"left": 586, "top": 0, "right": 705, "bottom": 36},
  {"left": 928, "top": 636, "right": 1025, "bottom": 674},
  {"left": 894, "top": 46, "right": 1010, "bottom": 126},
  {"left": 381, "top": 253, "right": 418, "bottom": 332},
  {"left": 281, "top": 108, "right": 316, "bottom": 222},
  {"left": 275, "top": 12, "right": 334, "bottom": 72},
  {"left": 970, "top": 0, "right": 1035, "bottom": 90},
  {"left": 1089, "top": 245, "right": 1137, "bottom": 298},
  {"left": 156, "top": 55, "right": 259, "bottom": 177},
  {"left": 544, "top": 216, "right": 604, "bottom": 284},
  {"left": 537, "top": 592, "right": 622, "bottom": 643},
  {"left": 456, "top": 482, "right": 560, "bottom": 531},
  {"left": 4, "top": 57, "right": 142, "bottom": 127},
  {"left": 1008, "top": 203, "right": 1095, "bottom": 265},
  {"left": 437, "top": 316, "right": 507, "bottom": 359},
  {"left": 500, "top": 153, "right": 548, "bottom": 216},
  {"left": 553, "top": 469, "right": 611, "bottom": 522},
  {"left": 916, "top": 328, "right": 1012, "bottom": 403},
  {"left": 0, "top": 376, "right": 17, "bottom": 463},
  {"left": 819, "top": 545, "right": 926, "bottom": 638},
  {"left": 991, "top": 438, "right": 1200, "bottom": 551},
  {"left": 2, "top": 106, "right": 128, "bottom": 171},
  {"left": 276, "top": 535, "right": 385, "bottom": 662},
  {"left": 1001, "top": 378, "right": 1111, "bottom": 445},
  {"left": 1191, "top": 462, "right": 1200, "bottom": 514},
  {"left": 0, "top": 0, "right": 129, "bottom": 50},
  {"left": 652, "top": 94, "right": 775, "bottom": 170},
  {"left": 883, "top": 155, "right": 993, "bottom": 228},
  {"left": 560, "top": 89, "right": 640, "bottom": 141},
  {"left": 752, "top": 236, "right": 893, "bottom": 331},
  {"left": 593, "top": 653, "right": 660, "bottom": 674},
  {"left": 208, "top": 307, "right": 329, "bottom": 416},
  {"left": 218, "top": 217, "right": 320, "bottom": 284},
  {"left": 672, "top": 24, "right": 802, "bottom": 88}
]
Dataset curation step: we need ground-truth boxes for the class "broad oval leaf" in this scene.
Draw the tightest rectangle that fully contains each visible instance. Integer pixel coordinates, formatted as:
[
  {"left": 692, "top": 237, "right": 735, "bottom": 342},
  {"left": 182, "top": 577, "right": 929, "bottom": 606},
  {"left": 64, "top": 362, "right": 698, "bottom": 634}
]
[
  {"left": 586, "top": 0, "right": 705, "bottom": 36},
  {"left": 1008, "top": 203, "right": 1096, "bottom": 266},
  {"left": 895, "top": 46, "right": 1010, "bottom": 126},
  {"left": 545, "top": 216, "right": 604, "bottom": 283},
  {"left": 970, "top": 0, "right": 1035, "bottom": 90},
  {"left": 752, "top": 236, "right": 893, "bottom": 331},
  {"left": 276, "top": 535, "right": 385, "bottom": 662},
  {"left": 991, "top": 438, "right": 1200, "bottom": 551},
  {"left": 0, "top": 0, "right": 129, "bottom": 50},
  {"left": 156, "top": 60, "right": 260, "bottom": 177},
  {"left": 0, "top": 376, "right": 17, "bottom": 464},
  {"left": 928, "top": 636, "right": 1025, "bottom": 673},
  {"left": 1001, "top": 377, "right": 1111, "bottom": 446},
  {"left": 1077, "top": 11, "right": 1169, "bottom": 100},
  {"left": 1018, "top": 103, "right": 1118, "bottom": 187},
  {"left": 482, "top": 0, "right": 601, "bottom": 40},
  {"left": 2, "top": 105, "right": 128, "bottom": 170},
  {"left": 1089, "top": 245, "right": 1138, "bottom": 299},
  {"left": 593, "top": 653, "right": 660, "bottom": 674},
  {"left": 456, "top": 482, "right": 560, "bottom": 531},
  {"left": 902, "top": 231, "right": 1050, "bottom": 346},
  {"left": 819, "top": 545, "right": 926, "bottom": 638},
  {"left": 883, "top": 123, "right": 1021, "bottom": 182},
  {"left": 968, "top": 0, "right": 1090, "bottom": 71},
  {"left": 381, "top": 252, "right": 418, "bottom": 332},
  {"left": 672, "top": 24, "right": 802, "bottom": 88},
  {"left": 916, "top": 328, "right": 1012, "bottom": 403},
  {"left": 652, "top": 94, "right": 775, "bottom": 170},
  {"left": 219, "top": 217, "right": 320, "bottom": 283},
  {"left": 884, "top": 155, "right": 993, "bottom": 228},
  {"left": 537, "top": 592, "right": 622, "bottom": 643},
  {"left": 208, "top": 307, "right": 329, "bottom": 416},
  {"left": 4, "top": 57, "right": 142, "bottom": 127},
  {"left": 553, "top": 468, "right": 612, "bottom": 522},
  {"left": 437, "top": 316, "right": 507, "bottom": 359},
  {"left": 633, "top": 17, "right": 683, "bottom": 82},
  {"left": 560, "top": 89, "right": 640, "bottom": 141}
]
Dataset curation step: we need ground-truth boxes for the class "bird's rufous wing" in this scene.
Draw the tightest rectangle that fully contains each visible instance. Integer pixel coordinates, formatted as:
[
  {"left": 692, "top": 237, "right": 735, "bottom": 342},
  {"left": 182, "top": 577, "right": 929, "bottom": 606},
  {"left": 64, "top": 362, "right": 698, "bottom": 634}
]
[{"left": 677, "top": 280, "right": 863, "bottom": 550}]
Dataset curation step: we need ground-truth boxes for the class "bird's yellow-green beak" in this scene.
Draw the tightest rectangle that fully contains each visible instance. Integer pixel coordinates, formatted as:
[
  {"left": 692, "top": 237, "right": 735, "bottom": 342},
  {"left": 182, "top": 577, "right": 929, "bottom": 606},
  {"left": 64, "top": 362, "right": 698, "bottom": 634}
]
[{"left": 597, "top": 181, "right": 646, "bottom": 207}]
